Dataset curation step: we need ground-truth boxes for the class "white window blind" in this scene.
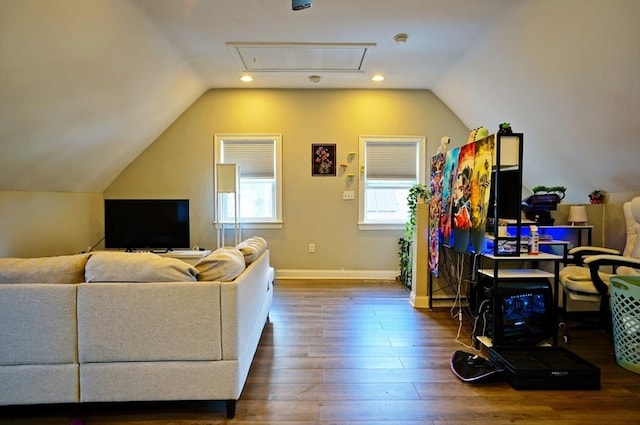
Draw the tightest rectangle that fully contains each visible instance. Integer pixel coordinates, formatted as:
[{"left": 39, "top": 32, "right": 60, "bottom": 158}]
[
  {"left": 222, "top": 140, "right": 275, "bottom": 178},
  {"left": 358, "top": 135, "right": 425, "bottom": 229},
  {"left": 365, "top": 142, "right": 417, "bottom": 180},
  {"left": 214, "top": 134, "right": 283, "bottom": 227}
]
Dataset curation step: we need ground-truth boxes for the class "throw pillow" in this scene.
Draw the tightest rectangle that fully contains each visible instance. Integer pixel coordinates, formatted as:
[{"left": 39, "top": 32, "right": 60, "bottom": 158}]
[
  {"left": 196, "top": 247, "right": 245, "bottom": 281},
  {"left": 0, "top": 253, "right": 90, "bottom": 284},
  {"left": 85, "top": 251, "right": 199, "bottom": 282},
  {"left": 236, "top": 236, "right": 268, "bottom": 265}
]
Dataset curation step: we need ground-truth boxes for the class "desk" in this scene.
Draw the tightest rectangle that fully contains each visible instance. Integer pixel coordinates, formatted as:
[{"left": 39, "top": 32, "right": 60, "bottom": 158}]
[
  {"left": 503, "top": 225, "right": 591, "bottom": 264},
  {"left": 538, "top": 225, "right": 592, "bottom": 247},
  {"left": 485, "top": 234, "right": 570, "bottom": 259},
  {"left": 539, "top": 239, "right": 570, "bottom": 263},
  {"left": 500, "top": 225, "right": 593, "bottom": 248}
]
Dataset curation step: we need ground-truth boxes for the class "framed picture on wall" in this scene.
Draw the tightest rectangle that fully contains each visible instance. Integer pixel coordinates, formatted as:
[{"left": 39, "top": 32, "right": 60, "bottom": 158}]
[{"left": 312, "top": 144, "right": 336, "bottom": 176}]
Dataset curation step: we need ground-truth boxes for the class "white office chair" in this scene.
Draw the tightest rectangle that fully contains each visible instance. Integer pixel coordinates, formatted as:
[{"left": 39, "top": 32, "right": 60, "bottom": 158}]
[{"left": 559, "top": 196, "right": 640, "bottom": 342}]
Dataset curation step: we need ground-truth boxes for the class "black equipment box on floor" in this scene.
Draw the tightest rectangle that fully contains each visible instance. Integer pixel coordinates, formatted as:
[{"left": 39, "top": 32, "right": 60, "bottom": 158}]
[{"left": 488, "top": 346, "right": 600, "bottom": 390}]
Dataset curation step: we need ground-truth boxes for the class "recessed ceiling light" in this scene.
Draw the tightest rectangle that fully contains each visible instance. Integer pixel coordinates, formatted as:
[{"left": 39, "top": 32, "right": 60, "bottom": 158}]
[
  {"left": 371, "top": 74, "right": 385, "bottom": 82},
  {"left": 240, "top": 74, "right": 254, "bottom": 82}
]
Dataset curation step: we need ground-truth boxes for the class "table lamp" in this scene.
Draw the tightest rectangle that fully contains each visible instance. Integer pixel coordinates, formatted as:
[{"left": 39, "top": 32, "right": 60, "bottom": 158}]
[{"left": 568, "top": 205, "right": 588, "bottom": 225}]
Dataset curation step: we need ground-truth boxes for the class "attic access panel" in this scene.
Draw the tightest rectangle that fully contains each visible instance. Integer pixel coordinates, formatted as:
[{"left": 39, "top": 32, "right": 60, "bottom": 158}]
[{"left": 227, "top": 42, "right": 375, "bottom": 72}]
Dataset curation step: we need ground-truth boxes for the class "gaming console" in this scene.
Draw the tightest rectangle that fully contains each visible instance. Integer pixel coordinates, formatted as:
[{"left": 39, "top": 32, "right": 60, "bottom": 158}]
[{"left": 489, "top": 346, "right": 600, "bottom": 390}]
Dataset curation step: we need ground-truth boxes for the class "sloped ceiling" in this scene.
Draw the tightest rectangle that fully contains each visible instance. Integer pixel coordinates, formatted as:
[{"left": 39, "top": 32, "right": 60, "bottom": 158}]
[
  {"left": 435, "top": 0, "right": 640, "bottom": 202},
  {"left": 0, "top": 0, "right": 638, "bottom": 200},
  {"left": 0, "top": 0, "right": 205, "bottom": 192}
]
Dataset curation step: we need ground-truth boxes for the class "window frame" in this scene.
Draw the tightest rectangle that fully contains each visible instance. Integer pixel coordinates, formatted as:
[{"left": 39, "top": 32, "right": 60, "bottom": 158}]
[
  {"left": 214, "top": 133, "right": 283, "bottom": 229},
  {"left": 358, "top": 135, "right": 426, "bottom": 230}
]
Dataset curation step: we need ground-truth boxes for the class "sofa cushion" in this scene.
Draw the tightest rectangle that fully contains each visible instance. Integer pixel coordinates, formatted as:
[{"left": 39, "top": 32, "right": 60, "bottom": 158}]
[
  {"left": 0, "top": 284, "right": 78, "bottom": 365},
  {"left": 235, "top": 236, "right": 268, "bottom": 265},
  {"left": 85, "top": 251, "right": 198, "bottom": 282},
  {"left": 196, "top": 247, "right": 245, "bottom": 282},
  {"left": 0, "top": 253, "right": 90, "bottom": 284},
  {"left": 77, "top": 282, "right": 222, "bottom": 363}
]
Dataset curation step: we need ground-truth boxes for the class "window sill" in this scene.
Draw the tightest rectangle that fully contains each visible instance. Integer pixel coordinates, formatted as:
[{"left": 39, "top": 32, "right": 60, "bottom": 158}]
[{"left": 358, "top": 222, "right": 404, "bottom": 231}]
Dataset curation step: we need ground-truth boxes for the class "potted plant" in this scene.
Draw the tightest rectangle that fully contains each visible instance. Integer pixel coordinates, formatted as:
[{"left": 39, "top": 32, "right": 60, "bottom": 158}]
[
  {"left": 589, "top": 190, "right": 605, "bottom": 204},
  {"left": 531, "top": 185, "right": 567, "bottom": 200},
  {"left": 526, "top": 185, "right": 567, "bottom": 209},
  {"left": 398, "top": 184, "right": 429, "bottom": 288},
  {"left": 404, "top": 183, "right": 430, "bottom": 241}
]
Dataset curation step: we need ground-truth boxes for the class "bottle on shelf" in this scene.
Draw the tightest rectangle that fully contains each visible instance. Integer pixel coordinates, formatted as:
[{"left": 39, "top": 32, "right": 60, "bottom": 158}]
[{"left": 528, "top": 225, "right": 539, "bottom": 255}]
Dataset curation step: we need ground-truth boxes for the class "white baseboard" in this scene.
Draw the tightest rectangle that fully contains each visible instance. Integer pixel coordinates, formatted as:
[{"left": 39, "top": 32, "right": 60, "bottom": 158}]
[
  {"left": 409, "top": 294, "right": 460, "bottom": 309},
  {"left": 409, "top": 293, "right": 430, "bottom": 308},
  {"left": 275, "top": 269, "right": 398, "bottom": 280}
]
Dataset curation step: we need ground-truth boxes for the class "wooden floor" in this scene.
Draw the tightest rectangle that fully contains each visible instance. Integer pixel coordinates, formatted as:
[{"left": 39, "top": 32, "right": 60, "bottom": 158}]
[{"left": 2, "top": 280, "right": 639, "bottom": 425}]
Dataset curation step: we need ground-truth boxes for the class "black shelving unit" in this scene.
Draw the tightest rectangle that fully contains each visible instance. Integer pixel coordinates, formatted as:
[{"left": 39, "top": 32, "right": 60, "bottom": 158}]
[
  {"left": 479, "top": 132, "right": 561, "bottom": 348},
  {"left": 490, "top": 133, "right": 524, "bottom": 256}
]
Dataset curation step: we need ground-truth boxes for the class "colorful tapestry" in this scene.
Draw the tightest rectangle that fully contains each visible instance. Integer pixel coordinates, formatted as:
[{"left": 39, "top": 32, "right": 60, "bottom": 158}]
[
  {"left": 428, "top": 137, "right": 495, "bottom": 271},
  {"left": 469, "top": 135, "right": 495, "bottom": 253},
  {"left": 428, "top": 152, "right": 446, "bottom": 276},
  {"left": 452, "top": 143, "right": 476, "bottom": 252},
  {"left": 440, "top": 147, "right": 460, "bottom": 248}
]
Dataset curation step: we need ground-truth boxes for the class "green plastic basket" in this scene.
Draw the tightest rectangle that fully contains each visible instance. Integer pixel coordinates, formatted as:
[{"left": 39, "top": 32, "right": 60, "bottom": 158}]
[{"left": 610, "top": 276, "right": 640, "bottom": 374}]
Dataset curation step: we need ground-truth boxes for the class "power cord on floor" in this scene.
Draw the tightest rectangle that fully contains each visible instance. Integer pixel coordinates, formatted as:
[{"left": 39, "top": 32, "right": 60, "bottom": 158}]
[{"left": 450, "top": 252, "right": 482, "bottom": 352}]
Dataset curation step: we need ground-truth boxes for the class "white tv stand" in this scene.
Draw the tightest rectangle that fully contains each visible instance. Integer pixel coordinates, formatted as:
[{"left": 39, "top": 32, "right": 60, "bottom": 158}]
[
  {"left": 121, "top": 249, "right": 211, "bottom": 265},
  {"left": 159, "top": 249, "right": 211, "bottom": 265}
]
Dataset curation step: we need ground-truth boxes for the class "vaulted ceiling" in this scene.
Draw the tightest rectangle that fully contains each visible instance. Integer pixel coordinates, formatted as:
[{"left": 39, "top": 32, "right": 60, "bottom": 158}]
[{"left": 1, "top": 0, "right": 638, "bottom": 202}]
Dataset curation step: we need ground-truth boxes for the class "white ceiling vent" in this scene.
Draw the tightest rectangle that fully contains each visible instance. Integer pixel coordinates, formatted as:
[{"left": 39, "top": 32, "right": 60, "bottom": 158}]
[{"left": 227, "top": 42, "right": 375, "bottom": 72}]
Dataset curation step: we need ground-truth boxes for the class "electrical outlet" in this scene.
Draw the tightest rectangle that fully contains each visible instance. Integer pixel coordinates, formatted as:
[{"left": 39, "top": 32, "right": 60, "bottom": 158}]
[
  {"left": 308, "top": 243, "right": 315, "bottom": 253},
  {"left": 342, "top": 190, "right": 355, "bottom": 200}
]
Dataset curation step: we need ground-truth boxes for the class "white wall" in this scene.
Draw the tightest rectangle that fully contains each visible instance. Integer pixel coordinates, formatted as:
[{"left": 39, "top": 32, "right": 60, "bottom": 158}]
[
  {"left": 0, "top": 190, "right": 103, "bottom": 257},
  {"left": 104, "top": 89, "right": 470, "bottom": 275},
  {"left": 0, "top": 0, "right": 204, "bottom": 192},
  {"left": 434, "top": 0, "right": 640, "bottom": 204}
]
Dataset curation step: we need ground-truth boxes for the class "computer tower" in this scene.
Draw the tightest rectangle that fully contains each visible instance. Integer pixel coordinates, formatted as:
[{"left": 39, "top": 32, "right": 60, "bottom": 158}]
[{"left": 471, "top": 277, "right": 554, "bottom": 347}]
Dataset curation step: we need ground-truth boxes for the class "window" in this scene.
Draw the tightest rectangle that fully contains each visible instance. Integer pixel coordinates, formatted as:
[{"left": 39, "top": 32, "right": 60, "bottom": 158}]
[
  {"left": 358, "top": 135, "right": 425, "bottom": 230},
  {"left": 214, "top": 134, "right": 282, "bottom": 228}
]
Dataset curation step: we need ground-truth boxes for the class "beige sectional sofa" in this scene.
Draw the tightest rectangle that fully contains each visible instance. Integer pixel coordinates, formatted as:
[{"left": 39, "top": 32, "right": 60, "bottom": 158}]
[{"left": 0, "top": 238, "right": 274, "bottom": 419}]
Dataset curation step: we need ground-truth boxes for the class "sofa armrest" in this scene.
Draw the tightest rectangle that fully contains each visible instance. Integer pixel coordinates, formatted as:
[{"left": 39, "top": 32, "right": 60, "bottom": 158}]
[
  {"left": 568, "top": 246, "right": 621, "bottom": 265},
  {"left": 220, "top": 250, "right": 272, "bottom": 360}
]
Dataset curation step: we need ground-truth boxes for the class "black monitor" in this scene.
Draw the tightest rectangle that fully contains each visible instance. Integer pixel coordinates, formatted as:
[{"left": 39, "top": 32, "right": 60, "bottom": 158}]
[
  {"left": 487, "top": 168, "right": 522, "bottom": 220},
  {"left": 104, "top": 199, "right": 190, "bottom": 250}
]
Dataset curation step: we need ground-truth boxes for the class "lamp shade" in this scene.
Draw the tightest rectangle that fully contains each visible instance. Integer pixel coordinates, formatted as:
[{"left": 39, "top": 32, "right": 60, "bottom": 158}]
[
  {"left": 216, "top": 163, "right": 238, "bottom": 193},
  {"left": 568, "top": 205, "right": 588, "bottom": 225}
]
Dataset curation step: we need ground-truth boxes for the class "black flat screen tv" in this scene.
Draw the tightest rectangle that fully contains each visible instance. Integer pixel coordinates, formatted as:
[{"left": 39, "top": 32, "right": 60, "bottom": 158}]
[{"left": 104, "top": 199, "right": 190, "bottom": 250}]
